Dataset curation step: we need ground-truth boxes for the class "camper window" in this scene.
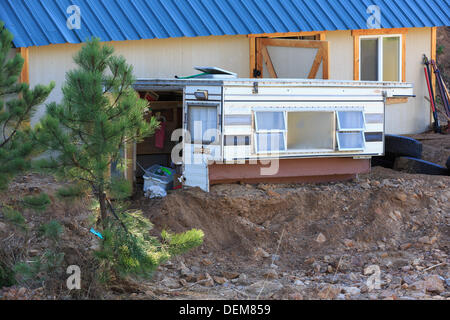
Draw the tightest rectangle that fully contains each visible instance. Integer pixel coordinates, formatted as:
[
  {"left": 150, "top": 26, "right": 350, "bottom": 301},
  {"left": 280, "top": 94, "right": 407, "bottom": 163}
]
[
  {"left": 254, "top": 111, "right": 287, "bottom": 153},
  {"left": 187, "top": 105, "right": 218, "bottom": 144},
  {"left": 336, "top": 111, "right": 365, "bottom": 151},
  {"left": 360, "top": 35, "right": 401, "bottom": 82}
]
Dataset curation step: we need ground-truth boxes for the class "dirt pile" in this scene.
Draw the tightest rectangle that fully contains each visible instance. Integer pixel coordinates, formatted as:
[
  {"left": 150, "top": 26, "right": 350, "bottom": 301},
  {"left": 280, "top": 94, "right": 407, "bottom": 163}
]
[{"left": 137, "top": 167, "right": 448, "bottom": 264}]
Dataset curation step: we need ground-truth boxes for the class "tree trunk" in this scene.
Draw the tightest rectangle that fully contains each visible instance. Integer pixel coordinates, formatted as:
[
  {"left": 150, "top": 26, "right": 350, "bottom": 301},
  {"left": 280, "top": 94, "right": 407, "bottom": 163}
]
[{"left": 98, "top": 185, "right": 107, "bottom": 228}]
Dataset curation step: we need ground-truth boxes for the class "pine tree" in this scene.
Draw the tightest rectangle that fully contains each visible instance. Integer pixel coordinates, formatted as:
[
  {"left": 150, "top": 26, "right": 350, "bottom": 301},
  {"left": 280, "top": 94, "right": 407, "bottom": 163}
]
[
  {"left": 35, "top": 38, "right": 158, "bottom": 227},
  {"left": 0, "top": 21, "right": 54, "bottom": 189}
]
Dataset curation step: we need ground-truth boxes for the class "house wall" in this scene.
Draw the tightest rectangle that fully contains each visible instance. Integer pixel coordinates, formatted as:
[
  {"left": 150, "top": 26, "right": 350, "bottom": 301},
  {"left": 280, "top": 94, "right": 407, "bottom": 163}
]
[
  {"left": 326, "top": 28, "right": 432, "bottom": 134},
  {"left": 28, "top": 35, "right": 249, "bottom": 125},
  {"left": 28, "top": 29, "right": 431, "bottom": 134}
]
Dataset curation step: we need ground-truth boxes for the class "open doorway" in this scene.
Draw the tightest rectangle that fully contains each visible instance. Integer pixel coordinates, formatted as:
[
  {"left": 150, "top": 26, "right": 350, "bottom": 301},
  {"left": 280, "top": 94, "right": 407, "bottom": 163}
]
[{"left": 135, "top": 90, "right": 183, "bottom": 185}]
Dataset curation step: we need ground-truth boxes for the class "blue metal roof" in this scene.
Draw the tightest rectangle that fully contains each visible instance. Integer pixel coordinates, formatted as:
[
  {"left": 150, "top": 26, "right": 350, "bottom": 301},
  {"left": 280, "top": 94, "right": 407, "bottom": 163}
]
[{"left": 1, "top": 0, "right": 449, "bottom": 48}]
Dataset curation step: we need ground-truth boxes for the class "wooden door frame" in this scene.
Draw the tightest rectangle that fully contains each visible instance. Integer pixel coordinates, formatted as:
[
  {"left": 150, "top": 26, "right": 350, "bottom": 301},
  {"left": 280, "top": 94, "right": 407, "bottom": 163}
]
[{"left": 249, "top": 32, "right": 329, "bottom": 79}]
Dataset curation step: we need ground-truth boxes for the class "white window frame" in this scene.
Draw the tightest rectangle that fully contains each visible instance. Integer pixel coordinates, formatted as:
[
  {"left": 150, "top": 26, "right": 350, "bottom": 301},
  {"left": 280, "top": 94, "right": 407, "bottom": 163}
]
[
  {"left": 254, "top": 111, "right": 287, "bottom": 154},
  {"left": 186, "top": 102, "right": 221, "bottom": 145},
  {"left": 359, "top": 34, "right": 402, "bottom": 82},
  {"left": 336, "top": 110, "right": 366, "bottom": 151}
]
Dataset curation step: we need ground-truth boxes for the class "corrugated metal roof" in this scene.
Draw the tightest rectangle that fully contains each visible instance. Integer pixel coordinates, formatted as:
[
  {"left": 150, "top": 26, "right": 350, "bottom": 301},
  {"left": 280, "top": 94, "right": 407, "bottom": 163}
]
[{"left": 1, "top": 0, "right": 449, "bottom": 48}]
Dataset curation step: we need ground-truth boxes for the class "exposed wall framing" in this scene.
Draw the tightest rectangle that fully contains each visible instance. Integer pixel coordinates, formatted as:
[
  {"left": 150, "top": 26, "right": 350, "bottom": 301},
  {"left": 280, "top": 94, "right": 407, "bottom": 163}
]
[
  {"left": 431, "top": 27, "right": 437, "bottom": 124},
  {"left": 249, "top": 31, "right": 327, "bottom": 78}
]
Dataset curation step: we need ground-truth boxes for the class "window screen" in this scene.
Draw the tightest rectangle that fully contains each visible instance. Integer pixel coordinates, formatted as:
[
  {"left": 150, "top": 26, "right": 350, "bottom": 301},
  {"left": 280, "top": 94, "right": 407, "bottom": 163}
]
[
  {"left": 337, "top": 111, "right": 365, "bottom": 130},
  {"left": 336, "top": 111, "right": 365, "bottom": 151},
  {"left": 255, "top": 112, "right": 285, "bottom": 131},
  {"left": 361, "top": 39, "right": 379, "bottom": 81},
  {"left": 188, "top": 105, "right": 218, "bottom": 144},
  {"left": 254, "top": 111, "right": 286, "bottom": 153},
  {"left": 337, "top": 132, "right": 365, "bottom": 150},
  {"left": 383, "top": 37, "right": 400, "bottom": 81},
  {"left": 256, "top": 133, "right": 285, "bottom": 152}
]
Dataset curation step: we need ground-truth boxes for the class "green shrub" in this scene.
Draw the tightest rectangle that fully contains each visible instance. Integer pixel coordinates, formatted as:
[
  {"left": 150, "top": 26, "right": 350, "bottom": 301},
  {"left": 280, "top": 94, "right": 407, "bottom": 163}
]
[
  {"left": 108, "top": 177, "right": 132, "bottom": 200},
  {"left": 0, "top": 263, "right": 16, "bottom": 288},
  {"left": 95, "top": 209, "right": 203, "bottom": 280},
  {"left": 3, "top": 206, "right": 27, "bottom": 231},
  {"left": 56, "top": 184, "right": 87, "bottom": 201},
  {"left": 13, "top": 250, "right": 64, "bottom": 285},
  {"left": 23, "top": 193, "right": 51, "bottom": 212},
  {"left": 38, "top": 220, "right": 64, "bottom": 241}
]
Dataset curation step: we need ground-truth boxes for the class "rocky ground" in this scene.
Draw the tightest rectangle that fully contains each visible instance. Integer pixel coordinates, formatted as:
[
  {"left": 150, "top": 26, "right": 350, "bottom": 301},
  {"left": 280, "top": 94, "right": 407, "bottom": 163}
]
[
  {"left": 121, "top": 163, "right": 448, "bottom": 301},
  {"left": 1, "top": 132, "right": 449, "bottom": 300}
]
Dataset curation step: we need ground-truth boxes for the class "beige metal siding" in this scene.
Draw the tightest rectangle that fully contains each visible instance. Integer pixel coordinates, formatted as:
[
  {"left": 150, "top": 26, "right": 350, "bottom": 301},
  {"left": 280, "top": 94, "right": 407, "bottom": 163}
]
[
  {"left": 28, "top": 29, "right": 431, "bottom": 134},
  {"left": 28, "top": 35, "right": 249, "bottom": 125}
]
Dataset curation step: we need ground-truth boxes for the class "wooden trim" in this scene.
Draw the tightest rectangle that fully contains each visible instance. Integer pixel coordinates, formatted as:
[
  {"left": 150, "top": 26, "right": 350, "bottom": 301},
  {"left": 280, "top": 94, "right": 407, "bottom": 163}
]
[
  {"left": 353, "top": 34, "right": 360, "bottom": 80},
  {"left": 402, "top": 35, "right": 406, "bottom": 82},
  {"left": 352, "top": 30, "right": 406, "bottom": 82},
  {"left": 308, "top": 48, "right": 323, "bottom": 79},
  {"left": 256, "top": 38, "right": 263, "bottom": 78},
  {"left": 261, "top": 45, "right": 278, "bottom": 78},
  {"left": 260, "top": 38, "right": 325, "bottom": 48},
  {"left": 317, "top": 32, "right": 326, "bottom": 41},
  {"left": 17, "top": 47, "right": 29, "bottom": 84},
  {"left": 248, "top": 31, "right": 325, "bottom": 38},
  {"left": 249, "top": 37, "right": 256, "bottom": 78},
  {"left": 322, "top": 41, "right": 330, "bottom": 79},
  {"left": 386, "top": 97, "right": 408, "bottom": 105},
  {"left": 351, "top": 28, "right": 408, "bottom": 36}
]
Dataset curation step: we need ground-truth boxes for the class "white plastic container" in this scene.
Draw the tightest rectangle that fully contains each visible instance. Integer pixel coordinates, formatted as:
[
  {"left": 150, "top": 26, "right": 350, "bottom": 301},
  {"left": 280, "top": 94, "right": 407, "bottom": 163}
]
[{"left": 143, "top": 165, "right": 175, "bottom": 195}]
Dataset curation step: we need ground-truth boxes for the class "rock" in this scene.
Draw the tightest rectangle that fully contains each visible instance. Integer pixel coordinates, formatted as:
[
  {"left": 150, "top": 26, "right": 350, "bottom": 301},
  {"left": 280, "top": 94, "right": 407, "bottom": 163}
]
[
  {"left": 294, "top": 280, "right": 305, "bottom": 286},
  {"left": 160, "top": 277, "right": 181, "bottom": 289},
  {"left": 318, "top": 285, "right": 341, "bottom": 299},
  {"left": 263, "top": 269, "right": 278, "bottom": 279},
  {"left": 423, "top": 275, "right": 445, "bottom": 294},
  {"left": 400, "top": 243, "right": 412, "bottom": 250},
  {"left": 288, "top": 292, "right": 303, "bottom": 300},
  {"left": 180, "top": 266, "right": 195, "bottom": 282},
  {"left": 316, "top": 233, "right": 326, "bottom": 244},
  {"left": 305, "top": 257, "right": 316, "bottom": 264},
  {"left": 179, "top": 279, "right": 188, "bottom": 287},
  {"left": 223, "top": 271, "right": 240, "bottom": 280},
  {"left": 246, "top": 280, "right": 283, "bottom": 296},
  {"left": 254, "top": 247, "right": 270, "bottom": 259},
  {"left": 343, "top": 286, "right": 361, "bottom": 296},
  {"left": 0, "top": 222, "right": 7, "bottom": 233},
  {"left": 237, "top": 273, "right": 249, "bottom": 285},
  {"left": 361, "top": 182, "right": 370, "bottom": 190},
  {"left": 213, "top": 276, "right": 227, "bottom": 285},
  {"left": 201, "top": 274, "right": 215, "bottom": 287},
  {"left": 201, "top": 258, "right": 213, "bottom": 266},
  {"left": 343, "top": 239, "right": 354, "bottom": 248},
  {"left": 395, "top": 192, "right": 407, "bottom": 202},
  {"left": 418, "top": 236, "right": 431, "bottom": 245},
  {"left": 379, "top": 290, "right": 397, "bottom": 299}
]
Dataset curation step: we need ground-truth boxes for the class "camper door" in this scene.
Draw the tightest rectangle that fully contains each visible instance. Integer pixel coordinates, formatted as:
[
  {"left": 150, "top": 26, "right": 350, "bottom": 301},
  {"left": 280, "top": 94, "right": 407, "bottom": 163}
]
[{"left": 183, "top": 101, "right": 221, "bottom": 191}]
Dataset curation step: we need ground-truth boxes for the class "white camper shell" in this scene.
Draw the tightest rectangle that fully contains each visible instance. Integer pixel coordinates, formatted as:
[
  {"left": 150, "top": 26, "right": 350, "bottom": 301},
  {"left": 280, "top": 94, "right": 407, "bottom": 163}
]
[{"left": 134, "top": 78, "right": 414, "bottom": 192}]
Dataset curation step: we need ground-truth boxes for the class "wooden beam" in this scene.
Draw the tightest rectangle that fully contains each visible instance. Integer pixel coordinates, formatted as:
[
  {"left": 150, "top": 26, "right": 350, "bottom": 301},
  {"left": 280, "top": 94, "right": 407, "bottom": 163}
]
[
  {"left": 249, "top": 37, "right": 256, "bottom": 78},
  {"left": 261, "top": 45, "right": 278, "bottom": 78},
  {"left": 322, "top": 41, "right": 330, "bottom": 79},
  {"left": 260, "top": 38, "right": 325, "bottom": 48},
  {"left": 402, "top": 35, "right": 406, "bottom": 82},
  {"left": 317, "top": 32, "right": 326, "bottom": 41},
  {"left": 351, "top": 28, "right": 408, "bottom": 36},
  {"left": 307, "top": 48, "right": 323, "bottom": 79},
  {"left": 353, "top": 34, "right": 360, "bottom": 80},
  {"left": 17, "top": 47, "right": 29, "bottom": 84},
  {"left": 256, "top": 38, "right": 263, "bottom": 78},
  {"left": 386, "top": 97, "right": 408, "bottom": 105},
  {"left": 248, "top": 31, "right": 326, "bottom": 38}
]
